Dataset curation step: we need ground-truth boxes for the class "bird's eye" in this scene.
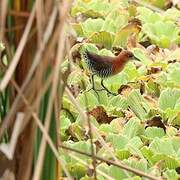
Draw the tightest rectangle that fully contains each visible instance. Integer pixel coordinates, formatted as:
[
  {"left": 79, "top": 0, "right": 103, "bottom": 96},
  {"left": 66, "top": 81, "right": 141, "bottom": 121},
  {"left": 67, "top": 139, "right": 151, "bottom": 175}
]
[{"left": 128, "top": 53, "right": 134, "bottom": 58}]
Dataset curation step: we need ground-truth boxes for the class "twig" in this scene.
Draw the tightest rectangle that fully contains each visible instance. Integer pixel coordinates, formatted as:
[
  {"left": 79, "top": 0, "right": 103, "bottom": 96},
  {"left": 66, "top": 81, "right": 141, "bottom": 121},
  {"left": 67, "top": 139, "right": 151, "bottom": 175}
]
[
  {"left": 83, "top": 81, "right": 97, "bottom": 179},
  {"left": 59, "top": 145, "right": 162, "bottom": 180}
]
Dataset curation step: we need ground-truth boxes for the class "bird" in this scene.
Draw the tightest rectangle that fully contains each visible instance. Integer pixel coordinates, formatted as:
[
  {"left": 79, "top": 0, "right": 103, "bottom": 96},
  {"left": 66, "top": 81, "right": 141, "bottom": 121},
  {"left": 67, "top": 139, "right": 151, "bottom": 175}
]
[{"left": 82, "top": 49, "right": 140, "bottom": 95}]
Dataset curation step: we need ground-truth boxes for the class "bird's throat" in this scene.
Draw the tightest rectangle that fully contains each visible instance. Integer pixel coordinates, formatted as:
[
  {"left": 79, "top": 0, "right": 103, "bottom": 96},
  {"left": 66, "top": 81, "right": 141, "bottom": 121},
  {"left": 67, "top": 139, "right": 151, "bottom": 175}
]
[{"left": 112, "top": 56, "right": 129, "bottom": 75}]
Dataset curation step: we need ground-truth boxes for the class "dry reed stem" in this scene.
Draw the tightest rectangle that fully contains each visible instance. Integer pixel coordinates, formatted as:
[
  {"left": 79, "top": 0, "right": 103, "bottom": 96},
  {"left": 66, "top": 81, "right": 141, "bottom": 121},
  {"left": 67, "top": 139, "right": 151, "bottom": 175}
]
[
  {"left": 32, "top": 1, "right": 71, "bottom": 180},
  {"left": 0, "top": 113, "right": 24, "bottom": 159},
  {"left": 11, "top": 80, "right": 72, "bottom": 179},
  {"left": 0, "top": 0, "right": 7, "bottom": 42},
  {"left": 8, "top": 10, "right": 30, "bottom": 18},
  {"left": 36, "top": 0, "right": 44, "bottom": 48},
  {"left": 0, "top": 3, "right": 36, "bottom": 91},
  {"left": 0, "top": 6, "right": 58, "bottom": 139}
]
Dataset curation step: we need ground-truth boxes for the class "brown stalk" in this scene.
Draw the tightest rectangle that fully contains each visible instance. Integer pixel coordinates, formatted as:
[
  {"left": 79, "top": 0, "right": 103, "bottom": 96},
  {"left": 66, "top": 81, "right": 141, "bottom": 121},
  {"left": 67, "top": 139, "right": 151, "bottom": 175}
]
[
  {"left": 11, "top": 79, "right": 72, "bottom": 179},
  {"left": 32, "top": 1, "right": 71, "bottom": 180},
  {"left": 8, "top": 10, "right": 30, "bottom": 18},
  {"left": 0, "top": 5, "right": 58, "bottom": 140},
  {"left": 0, "top": 0, "right": 7, "bottom": 59},
  {"left": 0, "top": 3, "right": 36, "bottom": 91}
]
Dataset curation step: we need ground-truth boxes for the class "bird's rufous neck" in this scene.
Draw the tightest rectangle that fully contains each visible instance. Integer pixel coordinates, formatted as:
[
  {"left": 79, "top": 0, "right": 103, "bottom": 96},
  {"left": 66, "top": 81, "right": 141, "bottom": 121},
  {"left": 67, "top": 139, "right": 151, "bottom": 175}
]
[{"left": 112, "top": 53, "right": 130, "bottom": 75}]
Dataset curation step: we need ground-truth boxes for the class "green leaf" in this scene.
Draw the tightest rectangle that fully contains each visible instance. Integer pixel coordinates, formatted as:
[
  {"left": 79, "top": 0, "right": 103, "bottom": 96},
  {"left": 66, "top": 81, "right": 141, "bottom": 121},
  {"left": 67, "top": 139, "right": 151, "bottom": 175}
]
[
  {"left": 113, "top": 23, "right": 140, "bottom": 47},
  {"left": 163, "top": 169, "right": 180, "bottom": 180},
  {"left": 63, "top": 140, "right": 94, "bottom": 163},
  {"left": 90, "top": 31, "right": 114, "bottom": 49},
  {"left": 102, "top": 9, "right": 129, "bottom": 33},
  {"left": 96, "top": 163, "right": 109, "bottom": 175},
  {"left": 104, "top": 72, "right": 129, "bottom": 93},
  {"left": 149, "top": 138, "right": 176, "bottom": 157},
  {"left": 145, "top": 127, "right": 165, "bottom": 139},
  {"left": 99, "top": 48, "right": 114, "bottom": 56},
  {"left": 163, "top": 8, "right": 180, "bottom": 21},
  {"left": 128, "top": 136, "right": 143, "bottom": 149},
  {"left": 67, "top": 162, "right": 87, "bottom": 179},
  {"left": 127, "top": 136, "right": 144, "bottom": 158},
  {"left": 124, "top": 62, "right": 139, "bottom": 80},
  {"left": 109, "top": 165, "right": 127, "bottom": 179},
  {"left": 137, "top": 7, "right": 162, "bottom": 23},
  {"left": 158, "top": 88, "right": 180, "bottom": 111},
  {"left": 116, "top": 149, "right": 130, "bottom": 160},
  {"left": 141, "top": 146, "right": 154, "bottom": 165},
  {"left": 60, "top": 115, "right": 71, "bottom": 140},
  {"left": 168, "top": 66, "right": 180, "bottom": 85},
  {"left": 123, "top": 118, "right": 144, "bottom": 138},
  {"left": 127, "top": 90, "right": 149, "bottom": 120},
  {"left": 132, "top": 48, "right": 150, "bottom": 65},
  {"left": 71, "top": 23, "right": 84, "bottom": 37},
  {"left": 142, "top": 21, "right": 179, "bottom": 48},
  {"left": 82, "top": 18, "right": 105, "bottom": 37},
  {"left": 124, "top": 158, "right": 148, "bottom": 173},
  {"left": 108, "top": 95, "right": 128, "bottom": 110},
  {"left": 106, "top": 133, "right": 129, "bottom": 150},
  {"left": 99, "top": 124, "right": 117, "bottom": 134},
  {"left": 77, "top": 91, "right": 99, "bottom": 108}
]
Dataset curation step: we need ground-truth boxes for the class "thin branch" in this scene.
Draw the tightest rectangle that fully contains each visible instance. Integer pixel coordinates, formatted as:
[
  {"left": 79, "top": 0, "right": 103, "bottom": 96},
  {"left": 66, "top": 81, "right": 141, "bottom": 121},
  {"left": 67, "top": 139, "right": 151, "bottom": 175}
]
[
  {"left": 83, "top": 81, "right": 97, "bottom": 179},
  {"left": 59, "top": 145, "right": 162, "bottom": 180}
]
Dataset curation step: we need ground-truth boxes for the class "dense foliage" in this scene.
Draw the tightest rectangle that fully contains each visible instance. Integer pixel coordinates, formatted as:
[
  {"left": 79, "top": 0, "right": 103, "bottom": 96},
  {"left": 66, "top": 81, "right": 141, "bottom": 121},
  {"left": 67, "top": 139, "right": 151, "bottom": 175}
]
[{"left": 59, "top": 0, "right": 180, "bottom": 179}]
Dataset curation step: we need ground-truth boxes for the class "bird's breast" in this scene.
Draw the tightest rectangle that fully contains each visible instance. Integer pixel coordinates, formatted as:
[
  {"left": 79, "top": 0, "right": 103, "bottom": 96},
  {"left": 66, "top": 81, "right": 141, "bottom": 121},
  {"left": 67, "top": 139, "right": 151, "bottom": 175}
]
[{"left": 112, "top": 59, "right": 126, "bottom": 75}]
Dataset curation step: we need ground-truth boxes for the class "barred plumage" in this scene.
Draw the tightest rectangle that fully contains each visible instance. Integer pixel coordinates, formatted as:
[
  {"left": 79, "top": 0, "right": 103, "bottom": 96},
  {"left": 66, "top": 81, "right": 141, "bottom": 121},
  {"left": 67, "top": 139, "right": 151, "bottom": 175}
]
[{"left": 82, "top": 50, "right": 113, "bottom": 78}]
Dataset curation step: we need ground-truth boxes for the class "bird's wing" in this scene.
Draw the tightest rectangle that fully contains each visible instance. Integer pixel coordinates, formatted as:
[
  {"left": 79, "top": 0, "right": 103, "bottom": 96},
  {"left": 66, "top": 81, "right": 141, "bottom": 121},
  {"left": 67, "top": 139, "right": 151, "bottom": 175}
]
[{"left": 82, "top": 50, "right": 112, "bottom": 72}]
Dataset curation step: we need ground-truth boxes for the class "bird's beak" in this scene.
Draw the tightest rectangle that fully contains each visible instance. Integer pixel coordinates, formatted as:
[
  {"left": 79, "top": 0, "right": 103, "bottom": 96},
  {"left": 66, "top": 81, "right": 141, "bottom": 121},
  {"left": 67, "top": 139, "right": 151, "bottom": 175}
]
[{"left": 132, "top": 55, "right": 141, "bottom": 61}]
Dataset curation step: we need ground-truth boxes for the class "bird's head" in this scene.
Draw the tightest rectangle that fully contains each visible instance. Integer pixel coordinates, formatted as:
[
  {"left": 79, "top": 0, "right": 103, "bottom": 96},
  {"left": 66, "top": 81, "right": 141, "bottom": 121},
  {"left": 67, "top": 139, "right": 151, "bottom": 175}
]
[{"left": 120, "top": 50, "right": 140, "bottom": 62}]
